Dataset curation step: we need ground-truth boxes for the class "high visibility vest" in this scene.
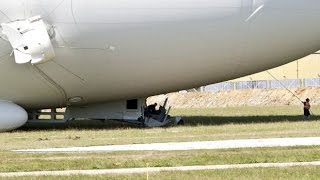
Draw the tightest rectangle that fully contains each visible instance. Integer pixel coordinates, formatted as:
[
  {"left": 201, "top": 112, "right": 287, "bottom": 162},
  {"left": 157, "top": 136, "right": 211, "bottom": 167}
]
[{"left": 304, "top": 102, "right": 311, "bottom": 110}]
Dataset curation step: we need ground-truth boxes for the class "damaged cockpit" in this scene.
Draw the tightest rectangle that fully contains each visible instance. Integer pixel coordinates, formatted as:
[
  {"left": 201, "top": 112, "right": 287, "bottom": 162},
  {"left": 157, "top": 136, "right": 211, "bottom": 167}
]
[
  {"left": 27, "top": 97, "right": 184, "bottom": 128},
  {"left": 142, "top": 98, "right": 183, "bottom": 127}
]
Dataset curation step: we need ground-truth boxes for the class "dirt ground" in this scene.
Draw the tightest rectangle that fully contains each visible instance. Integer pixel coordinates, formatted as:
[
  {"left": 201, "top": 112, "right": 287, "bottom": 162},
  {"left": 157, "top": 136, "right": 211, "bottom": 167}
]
[{"left": 147, "top": 87, "right": 320, "bottom": 108}]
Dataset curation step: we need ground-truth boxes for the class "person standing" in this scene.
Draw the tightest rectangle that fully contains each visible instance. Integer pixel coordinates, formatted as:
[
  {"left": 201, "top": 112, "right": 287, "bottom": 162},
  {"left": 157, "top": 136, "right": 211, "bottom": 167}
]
[{"left": 303, "top": 98, "right": 311, "bottom": 118}]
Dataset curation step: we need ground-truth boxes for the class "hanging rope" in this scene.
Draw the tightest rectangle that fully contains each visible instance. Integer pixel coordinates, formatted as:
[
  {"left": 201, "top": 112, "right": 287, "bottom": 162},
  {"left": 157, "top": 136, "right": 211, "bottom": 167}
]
[
  {"left": 266, "top": 71, "right": 303, "bottom": 102},
  {"left": 266, "top": 71, "right": 315, "bottom": 116}
]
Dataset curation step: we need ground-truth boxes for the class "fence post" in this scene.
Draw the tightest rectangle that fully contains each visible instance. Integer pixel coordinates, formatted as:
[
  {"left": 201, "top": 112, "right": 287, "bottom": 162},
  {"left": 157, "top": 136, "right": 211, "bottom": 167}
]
[{"left": 300, "top": 79, "right": 305, "bottom": 88}]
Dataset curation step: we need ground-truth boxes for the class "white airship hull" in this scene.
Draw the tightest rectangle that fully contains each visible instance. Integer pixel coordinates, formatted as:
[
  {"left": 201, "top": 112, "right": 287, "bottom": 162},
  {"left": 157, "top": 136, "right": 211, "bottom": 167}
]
[{"left": 0, "top": 0, "right": 320, "bottom": 110}]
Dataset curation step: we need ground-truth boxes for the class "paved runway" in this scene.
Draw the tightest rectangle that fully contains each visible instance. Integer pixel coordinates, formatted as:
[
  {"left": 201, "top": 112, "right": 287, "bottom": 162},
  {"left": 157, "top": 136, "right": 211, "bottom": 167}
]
[
  {"left": 1, "top": 161, "right": 320, "bottom": 177},
  {"left": 6, "top": 137, "right": 320, "bottom": 177},
  {"left": 14, "top": 137, "right": 320, "bottom": 153}
]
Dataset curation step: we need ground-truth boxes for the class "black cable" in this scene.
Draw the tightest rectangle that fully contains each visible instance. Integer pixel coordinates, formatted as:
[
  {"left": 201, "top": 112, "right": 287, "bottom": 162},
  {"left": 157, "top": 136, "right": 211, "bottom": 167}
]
[{"left": 266, "top": 71, "right": 315, "bottom": 116}]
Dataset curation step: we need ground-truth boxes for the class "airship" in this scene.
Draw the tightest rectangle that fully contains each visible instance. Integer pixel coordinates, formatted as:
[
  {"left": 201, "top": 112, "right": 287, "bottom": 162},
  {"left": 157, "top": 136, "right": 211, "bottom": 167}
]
[{"left": 0, "top": 0, "right": 319, "bottom": 131}]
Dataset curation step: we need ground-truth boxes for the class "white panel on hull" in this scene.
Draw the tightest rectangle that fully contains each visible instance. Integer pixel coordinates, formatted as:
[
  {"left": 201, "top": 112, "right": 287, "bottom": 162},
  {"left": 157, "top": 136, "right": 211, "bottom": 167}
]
[{"left": 1, "top": 15, "right": 55, "bottom": 64}]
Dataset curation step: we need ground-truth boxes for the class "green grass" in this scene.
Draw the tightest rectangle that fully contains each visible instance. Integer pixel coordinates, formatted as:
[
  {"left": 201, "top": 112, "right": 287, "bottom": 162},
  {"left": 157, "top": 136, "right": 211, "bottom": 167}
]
[
  {"left": 172, "top": 105, "right": 320, "bottom": 125},
  {"left": 0, "top": 146, "right": 319, "bottom": 172},
  {"left": 0, "top": 106, "right": 320, "bottom": 178},
  {"left": 2, "top": 120, "right": 319, "bottom": 151},
  {"left": 0, "top": 106, "right": 317, "bottom": 151},
  {"left": 85, "top": 166, "right": 320, "bottom": 180},
  {"left": 2, "top": 166, "right": 320, "bottom": 180}
]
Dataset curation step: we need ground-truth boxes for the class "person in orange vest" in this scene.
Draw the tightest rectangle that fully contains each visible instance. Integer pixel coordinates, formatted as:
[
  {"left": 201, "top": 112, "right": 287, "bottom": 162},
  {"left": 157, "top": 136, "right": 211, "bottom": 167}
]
[{"left": 303, "top": 98, "right": 311, "bottom": 118}]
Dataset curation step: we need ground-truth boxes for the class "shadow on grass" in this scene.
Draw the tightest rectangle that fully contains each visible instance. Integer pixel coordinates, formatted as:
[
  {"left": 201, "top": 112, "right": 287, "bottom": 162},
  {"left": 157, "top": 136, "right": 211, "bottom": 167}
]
[
  {"left": 17, "top": 115, "right": 319, "bottom": 131},
  {"left": 19, "top": 120, "right": 136, "bottom": 131},
  {"left": 183, "top": 115, "right": 319, "bottom": 126}
]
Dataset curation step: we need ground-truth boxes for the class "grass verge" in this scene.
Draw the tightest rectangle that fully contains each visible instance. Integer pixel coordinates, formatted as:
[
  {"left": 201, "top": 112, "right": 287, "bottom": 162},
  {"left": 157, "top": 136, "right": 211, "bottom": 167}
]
[{"left": 0, "top": 146, "right": 319, "bottom": 172}]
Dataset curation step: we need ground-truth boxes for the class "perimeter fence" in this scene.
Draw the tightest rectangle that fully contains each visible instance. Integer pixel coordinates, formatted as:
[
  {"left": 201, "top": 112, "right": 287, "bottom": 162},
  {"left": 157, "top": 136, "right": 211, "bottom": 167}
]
[{"left": 204, "top": 78, "right": 320, "bottom": 92}]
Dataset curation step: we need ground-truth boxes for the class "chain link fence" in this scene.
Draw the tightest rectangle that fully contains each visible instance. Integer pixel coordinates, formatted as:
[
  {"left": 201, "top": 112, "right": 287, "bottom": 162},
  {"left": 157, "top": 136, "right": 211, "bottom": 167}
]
[{"left": 204, "top": 78, "right": 320, "bottom": 92}]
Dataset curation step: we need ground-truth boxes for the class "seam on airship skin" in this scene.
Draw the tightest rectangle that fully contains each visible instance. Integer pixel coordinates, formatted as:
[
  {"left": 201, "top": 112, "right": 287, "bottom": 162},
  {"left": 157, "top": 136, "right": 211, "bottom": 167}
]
[
  {"left": 28, "top": 64, "right": 68, "bottom": 107},
  {"left": 26, "top": 63, "right": 57, "bottom": 94},
  {"left": 26, "top": 64, "right": 63, "bottom": 106},
  {"left": 0, "top": 13, "right": 10, "bottom": 43},
  {"left": 0, "top": 52, "right": 11, "bottom": 62},
  {"left": 0, "top": 9, "right": 12, "bottom": 22},
  {"left": 52, "top": 61, "right": 85, "bottom": 83},
  {"left": 43, "top": 0, "right": 66, "bottom": 19},
  {"left": 70, "top": 0, "right": 77, "bottom": 25},
  {"left": 0, "top": 34, "right": 8, "bottom": 43},
  {"left": 34, "top": 65, "right": 68, "bottom": 107}
]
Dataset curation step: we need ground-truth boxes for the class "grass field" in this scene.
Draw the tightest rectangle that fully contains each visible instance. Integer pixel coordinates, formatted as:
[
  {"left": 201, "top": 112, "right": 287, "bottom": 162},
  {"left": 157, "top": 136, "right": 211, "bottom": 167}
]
[
  {"left": 1, "top": 106, "right": 320, "bottom": 179},
  {"left": 3, "top": 166, "right": 320, "bottom": 180},
  {"left": 7, "top": 166, "right": 319, "bottom": 180}
]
